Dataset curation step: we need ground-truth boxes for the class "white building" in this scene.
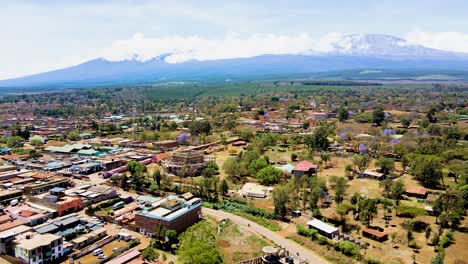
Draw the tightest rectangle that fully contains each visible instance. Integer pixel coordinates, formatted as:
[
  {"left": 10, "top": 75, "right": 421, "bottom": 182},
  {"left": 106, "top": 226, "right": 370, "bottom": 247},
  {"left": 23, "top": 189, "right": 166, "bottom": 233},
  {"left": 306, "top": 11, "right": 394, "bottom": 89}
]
[{"left": 14, "top": 232, "right": 63, "bottom": 264}]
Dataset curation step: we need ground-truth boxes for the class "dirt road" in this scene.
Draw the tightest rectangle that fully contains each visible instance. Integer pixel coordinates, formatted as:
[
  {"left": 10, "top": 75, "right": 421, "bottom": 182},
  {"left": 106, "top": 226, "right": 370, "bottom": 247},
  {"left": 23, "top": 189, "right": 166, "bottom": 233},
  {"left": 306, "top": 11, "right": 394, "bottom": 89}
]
[{"left": 202, "top": 207, "right": 328, "bottom": 264}]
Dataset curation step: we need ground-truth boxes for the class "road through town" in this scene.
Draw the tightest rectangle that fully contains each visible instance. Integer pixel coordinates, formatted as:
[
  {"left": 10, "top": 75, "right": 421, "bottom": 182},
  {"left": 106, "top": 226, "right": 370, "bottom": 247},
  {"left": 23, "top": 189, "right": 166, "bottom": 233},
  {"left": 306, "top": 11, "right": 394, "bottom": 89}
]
[{"left": 202, "top": 207, "right": 328, "bottom": 264}]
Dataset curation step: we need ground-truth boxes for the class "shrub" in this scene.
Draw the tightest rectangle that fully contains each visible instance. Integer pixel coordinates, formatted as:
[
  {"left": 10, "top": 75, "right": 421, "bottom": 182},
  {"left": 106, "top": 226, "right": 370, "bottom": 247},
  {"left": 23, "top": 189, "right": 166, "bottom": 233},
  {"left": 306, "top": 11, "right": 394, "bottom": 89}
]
[
  {"left": 337, "top": 241, "right": 360, "bottom": 258},
  {"left": 409, "top": 240, "right": 420, "bottom": 249}
]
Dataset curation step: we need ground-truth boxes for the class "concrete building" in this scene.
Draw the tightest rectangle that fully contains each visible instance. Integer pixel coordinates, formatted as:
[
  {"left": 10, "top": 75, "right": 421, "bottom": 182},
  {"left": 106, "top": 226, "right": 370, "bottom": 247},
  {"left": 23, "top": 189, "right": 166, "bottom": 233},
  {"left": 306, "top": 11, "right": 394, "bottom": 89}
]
[
  {"left": 14, "top": 232, "right": 63, "bottom": 263},
  {"left": 0, "top": 225, "right": 32, "bottom": 255},
  {"left": 135, "top": 194, "right": 201, "bottom": 236}
]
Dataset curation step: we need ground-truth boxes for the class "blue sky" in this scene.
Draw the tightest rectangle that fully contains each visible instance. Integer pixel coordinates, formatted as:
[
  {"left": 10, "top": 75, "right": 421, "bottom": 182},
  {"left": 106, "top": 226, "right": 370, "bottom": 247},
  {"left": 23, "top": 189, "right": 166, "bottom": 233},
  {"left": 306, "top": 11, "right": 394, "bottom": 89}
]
[{"left": 1, "top": 0, "right": 468, "bottom": 79}]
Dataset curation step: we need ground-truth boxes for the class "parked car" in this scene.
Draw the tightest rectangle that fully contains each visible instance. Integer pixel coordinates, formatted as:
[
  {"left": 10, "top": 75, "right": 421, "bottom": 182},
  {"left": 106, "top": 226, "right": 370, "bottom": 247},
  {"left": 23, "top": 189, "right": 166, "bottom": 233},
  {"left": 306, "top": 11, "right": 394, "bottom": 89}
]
[
  {"left": 98, "top": 254, "right": 107, "bottom": 259},
  {"left": 92, "top": 248, "right": 103, "bottom": 256}
]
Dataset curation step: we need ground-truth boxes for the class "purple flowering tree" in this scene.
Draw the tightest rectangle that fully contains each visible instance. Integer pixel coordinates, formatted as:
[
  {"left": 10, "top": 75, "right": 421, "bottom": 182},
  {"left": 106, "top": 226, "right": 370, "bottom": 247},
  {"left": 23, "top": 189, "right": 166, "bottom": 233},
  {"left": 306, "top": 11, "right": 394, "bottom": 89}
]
[
  {"left": 359, "top": 143, "right": 366, "bottom": 154},
  {"left": 382, "top": 128, "right": 396, "bottom": 136},
  {"left": 177, "top": 133, "right": 189, "bottom": 145}
]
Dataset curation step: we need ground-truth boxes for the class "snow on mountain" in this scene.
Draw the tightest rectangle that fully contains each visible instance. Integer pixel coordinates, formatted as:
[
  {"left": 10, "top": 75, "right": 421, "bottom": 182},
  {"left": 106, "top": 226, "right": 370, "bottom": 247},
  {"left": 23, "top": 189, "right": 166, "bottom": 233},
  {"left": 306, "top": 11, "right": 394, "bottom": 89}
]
[
  {"left": 320, "top": 34, "right": 467, "bottom": 59},
  {"left": 1, "top": 34, "right": 468, "bottom": 87}
]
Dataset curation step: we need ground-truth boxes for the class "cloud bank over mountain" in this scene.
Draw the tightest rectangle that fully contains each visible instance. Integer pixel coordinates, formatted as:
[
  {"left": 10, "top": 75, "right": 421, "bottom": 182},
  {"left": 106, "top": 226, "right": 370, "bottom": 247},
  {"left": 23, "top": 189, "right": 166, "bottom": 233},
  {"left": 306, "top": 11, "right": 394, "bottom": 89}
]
[{"left": 99, "top": 31, "right": 468, "bottom": 63}]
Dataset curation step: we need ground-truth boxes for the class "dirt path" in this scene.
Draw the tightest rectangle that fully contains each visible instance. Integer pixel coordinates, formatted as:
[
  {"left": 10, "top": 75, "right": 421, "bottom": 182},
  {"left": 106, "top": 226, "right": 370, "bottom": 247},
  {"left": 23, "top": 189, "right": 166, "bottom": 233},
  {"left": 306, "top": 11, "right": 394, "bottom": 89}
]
[{"left": 202, "top": 207, "right": 328, "bottom": 264}]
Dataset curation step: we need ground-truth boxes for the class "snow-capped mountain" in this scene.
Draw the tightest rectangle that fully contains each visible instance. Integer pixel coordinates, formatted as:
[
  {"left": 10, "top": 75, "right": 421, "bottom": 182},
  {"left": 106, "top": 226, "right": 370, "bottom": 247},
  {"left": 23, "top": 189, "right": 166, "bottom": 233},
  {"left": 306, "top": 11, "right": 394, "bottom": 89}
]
[
  {"left": 320, "top": 34, "right": 467, "bottom": 59},
  {"left": 1, "top": 34, "right": 468, "bottom": 88}
]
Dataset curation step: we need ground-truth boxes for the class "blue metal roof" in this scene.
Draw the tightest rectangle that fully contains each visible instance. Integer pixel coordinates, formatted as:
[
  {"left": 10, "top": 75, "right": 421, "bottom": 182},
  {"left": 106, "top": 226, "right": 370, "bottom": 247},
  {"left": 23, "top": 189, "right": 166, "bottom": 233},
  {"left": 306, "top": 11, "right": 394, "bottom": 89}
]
[
  {"left": 50, "top": 187, "right": 65, "bottom": 193},
  {"left": 35, "top": 224, "right": 59, "bottom": 234},
  {"left": 53, "top": 216, "right": 80, "bottom": 227}
]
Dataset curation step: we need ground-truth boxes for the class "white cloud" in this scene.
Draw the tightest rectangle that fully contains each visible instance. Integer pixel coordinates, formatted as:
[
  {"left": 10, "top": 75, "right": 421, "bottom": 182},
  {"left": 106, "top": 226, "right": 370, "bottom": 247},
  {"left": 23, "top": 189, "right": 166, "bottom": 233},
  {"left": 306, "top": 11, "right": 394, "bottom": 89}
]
[
  {"left": 100, "top": 32, "right": 345, "bottom": 63},
  {"left": 405, "top": 30, "right": 468, "bottom": 53}
]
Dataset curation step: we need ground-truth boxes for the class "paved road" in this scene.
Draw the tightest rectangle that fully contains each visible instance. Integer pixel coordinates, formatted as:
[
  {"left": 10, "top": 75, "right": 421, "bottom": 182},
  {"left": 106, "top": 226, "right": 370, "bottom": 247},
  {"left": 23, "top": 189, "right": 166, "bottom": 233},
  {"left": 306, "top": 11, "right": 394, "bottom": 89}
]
[{"left": 202, "top": 208, "right": 328, "bottom": 264}]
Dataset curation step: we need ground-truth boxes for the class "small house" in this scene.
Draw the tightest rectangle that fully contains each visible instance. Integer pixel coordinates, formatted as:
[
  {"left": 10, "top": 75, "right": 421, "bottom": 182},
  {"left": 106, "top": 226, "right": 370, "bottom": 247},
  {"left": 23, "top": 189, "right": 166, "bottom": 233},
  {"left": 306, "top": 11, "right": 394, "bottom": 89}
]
[
  {"left": 362, "top": 227, "right": 388, "bottom": 242},
  {"left": 405, "top": 186, "right": 428, "bottom": 199},
  {"left": 359, "top": 170, "right": 385, "bottom": 180},
  {"left": 292, "top": 161, "right": 318, "bottom": 180},
  {"left": 306, "top": 218, "right": 338, "bottom": 239}
]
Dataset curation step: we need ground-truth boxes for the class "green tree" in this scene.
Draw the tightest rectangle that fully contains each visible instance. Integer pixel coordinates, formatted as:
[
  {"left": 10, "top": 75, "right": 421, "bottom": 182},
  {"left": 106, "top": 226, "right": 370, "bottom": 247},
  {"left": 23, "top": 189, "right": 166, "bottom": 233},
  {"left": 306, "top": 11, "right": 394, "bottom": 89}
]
[
  {"left": 141, "top": 247, "right": 159, "bottom": 261},
  {"left": 338, "top": 107, "right": 349, "bottom": 122},
  {"left": 372, "top": 107, "right": 386, "bottom": 126},
  {"left": 375, "top": 157, "right": 395, "bottom": 175},
  {"left": 189, "top": 120, "right": 212, "bottom": 136},
  {"left": 153, "top": 169, "right": 162, "bottom": 187},
  {"left": 256, "top": 166, "right": 282, "bottom": 185},
  {"left": 425, "top": 226, "right": 432, "bottom": 244},
  {"left": 273, "top": 185, "right": 289, "bottom": 218},
  {"left": 222, "top": 157, "right": 240, "bottom": 181},
  {"left": 352, "top": 154, "right": 371, "bottom": 173},
  {"left": 177, "top": 221, "right": 223, "bottom": 264},
  {"left": 6, "top": 136, "right": 23, "bottom": 148},
  {"left": 220, "top": 179, "right": 229, "bottom": 196},
  {"left": 165, "top": 229, "right": 178, "bottom": 246},
  {"left": 126, "top": 161, "right": 145, "bottom": 177},
  {"left": 433, "top": 188, "right": 464, "bottom": 227},
  {"left": 320, "top": 152, "right": 331, "bottom": 167},
  {"left": 291, "top": 153, "right": 298, "bottom": 162},
  {"left": 68, "top": 130, "right": 80, "bottom": 141},
  {"left": 304, "top": 125, "right": 330, "bottom": 152},
  {"left": 248, "top": 158, "right": 269, "bottom": 175},
  {"left": 390, "top": 179, "right": 406, "bottom": 205},
  {"left": 330, "top": 176, "right": 349, "bottom": 204},
  {"left": 401, "top": 116, "right": 410, "bottom": 127},
  {"left": 357, "top": 198, "right": 378, "bottom": 226},
  {"left": 30, "top": 138, "right": 43, "bottom": 146},
  {"left": 447, "top": 163, "right": 468, "bottom": 183},
  {"left": 410, "top": 155, "right": 443, "bottom": 187},
  {"left": 28, "top": 150, "right": 43, "bottom": 160}
]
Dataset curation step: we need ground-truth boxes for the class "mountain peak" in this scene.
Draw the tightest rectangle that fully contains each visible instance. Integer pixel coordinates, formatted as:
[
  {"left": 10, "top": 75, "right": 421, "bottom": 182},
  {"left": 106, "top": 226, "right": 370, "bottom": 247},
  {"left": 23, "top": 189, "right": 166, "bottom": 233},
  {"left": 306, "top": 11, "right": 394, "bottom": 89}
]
[{"left": 1, "top": 33, "right": 468, "bottom": 87}]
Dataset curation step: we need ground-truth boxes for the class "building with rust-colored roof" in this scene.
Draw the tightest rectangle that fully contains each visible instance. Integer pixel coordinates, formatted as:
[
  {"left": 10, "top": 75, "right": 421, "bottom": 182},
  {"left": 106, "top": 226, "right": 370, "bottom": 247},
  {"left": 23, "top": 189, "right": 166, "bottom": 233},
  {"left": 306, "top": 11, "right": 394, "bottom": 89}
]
[{"left": 292, "top": 160, "right": 318, "bottom": 180}]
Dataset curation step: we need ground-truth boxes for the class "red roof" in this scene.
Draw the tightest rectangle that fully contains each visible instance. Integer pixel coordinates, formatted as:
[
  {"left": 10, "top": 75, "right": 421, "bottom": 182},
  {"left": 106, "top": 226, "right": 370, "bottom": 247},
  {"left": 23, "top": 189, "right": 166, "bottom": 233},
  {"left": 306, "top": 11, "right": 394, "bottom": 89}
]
[
  {"left": 406, "top": 186, "right": 427, "bottom": 196},
  {"left": 293, "top": 161, "right": 318, "bottom": 172},
  {"left": 362, "top": 228, "right": 387, "bottom": 238},
  {"left": 106, "top": 249, "right": 140, "bottom": 264},
  {"left": 0, "top": 219, "right": 26, "bottom": 232},
  {"left": 18, "top": 210, "right": 37, "bottom": 217}
]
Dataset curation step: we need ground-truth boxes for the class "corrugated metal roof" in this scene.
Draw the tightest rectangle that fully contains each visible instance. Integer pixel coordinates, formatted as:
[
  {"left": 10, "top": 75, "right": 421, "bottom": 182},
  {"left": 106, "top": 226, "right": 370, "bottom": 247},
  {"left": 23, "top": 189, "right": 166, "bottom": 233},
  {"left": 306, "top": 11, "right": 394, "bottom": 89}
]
[{"left": 306, "top": 219, "right": 338, "bottom": 234}]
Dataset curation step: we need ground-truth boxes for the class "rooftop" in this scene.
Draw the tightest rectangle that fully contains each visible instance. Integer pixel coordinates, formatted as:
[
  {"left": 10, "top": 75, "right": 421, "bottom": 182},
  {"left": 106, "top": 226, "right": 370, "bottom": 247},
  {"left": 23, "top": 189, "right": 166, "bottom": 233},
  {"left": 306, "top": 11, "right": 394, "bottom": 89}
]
[
  {"left": 306, "top": 219, "right": 338, "bottom": 234},
  {"left": 15, "top": 233, "right": 61, "bottom": 250},
  {"left": 293, "top": 160, "right": 318, "bottom": 171},
  {"left": 406, "top": 186, "right": 428, "bottom": 196}
]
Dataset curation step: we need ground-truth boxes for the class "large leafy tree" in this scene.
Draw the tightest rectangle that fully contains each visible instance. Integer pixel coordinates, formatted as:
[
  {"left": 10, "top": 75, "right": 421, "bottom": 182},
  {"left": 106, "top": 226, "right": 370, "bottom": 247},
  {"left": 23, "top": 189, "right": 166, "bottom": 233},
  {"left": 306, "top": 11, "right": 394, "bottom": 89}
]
[
  {"left": 375, "top": 157, "right": 395, "bottom": 175},
  {"left": 352, "top": 154, "right": 371, "bottom": 172},
  {"left": 338, "top": 107, "right": 349, "bottom": 122},
  {"left": 357, "top": 198, "right": 378, "bottom": 226},
  {"left": 304, "top": 125, "right": 330, "bottom": 152},
  {"left": 189, "top": 120, "right": 212, "bottom": 136},
  {"left": 372, "top": 106, "right": 386, "bottom": 126},
  {"left": 126, "top": 161, "right": 145, "bottom": 177},
  {"left": 177, "top": 221, "right": 223, "bottom": 264},
  {"left": 433, "top": 188, "right": 465, "bottom": 227},
  {"left": 329, "top": 176, "right": 349, "bottom": 204},
  {"left": 273, "top": 185, "right": 289, "bottom": 218},
  {"left": 256, "top": 166, "right": 282, "bottom": 185},
  {"left": 390, "top": 179, "right": 406, "bottom": 205},
  {"left": 410, "top": 155, "right": 443, "bottom": 187}
]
